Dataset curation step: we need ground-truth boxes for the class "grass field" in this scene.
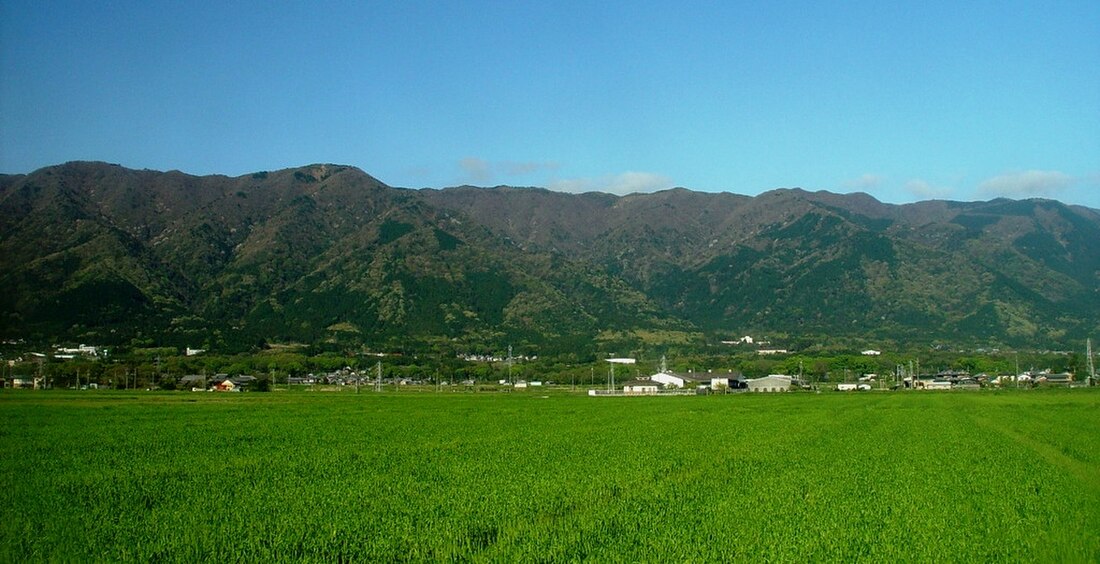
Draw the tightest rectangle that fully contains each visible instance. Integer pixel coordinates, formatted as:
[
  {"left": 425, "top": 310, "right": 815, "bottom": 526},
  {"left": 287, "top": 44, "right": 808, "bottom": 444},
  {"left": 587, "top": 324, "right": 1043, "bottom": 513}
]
[{"left": 2, "top": 389, "right": 1098, "bottom": 561}]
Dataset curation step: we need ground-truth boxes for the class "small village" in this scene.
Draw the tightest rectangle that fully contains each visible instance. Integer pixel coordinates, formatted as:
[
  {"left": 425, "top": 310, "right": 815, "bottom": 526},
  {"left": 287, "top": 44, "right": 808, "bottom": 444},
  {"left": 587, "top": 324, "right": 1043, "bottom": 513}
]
[
  {"left": 592, "top": 354, "right": 1090, "bottom": 396},
  {"left": 1, "top": 339, "right": 1096, "bottom": 393}
]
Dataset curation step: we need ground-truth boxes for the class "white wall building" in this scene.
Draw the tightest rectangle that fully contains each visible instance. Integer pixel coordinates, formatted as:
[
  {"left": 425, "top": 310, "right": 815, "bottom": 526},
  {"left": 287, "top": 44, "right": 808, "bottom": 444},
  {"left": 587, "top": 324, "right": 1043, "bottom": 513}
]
[
  {"left": 623, "top": 380, "right": 659, "bottom": 395},
  {"left": 746, "top": 374, "right": 792, "bottom": 392},
  {"left": 650, "top": 371, "right": 708, "bottom": 389}
]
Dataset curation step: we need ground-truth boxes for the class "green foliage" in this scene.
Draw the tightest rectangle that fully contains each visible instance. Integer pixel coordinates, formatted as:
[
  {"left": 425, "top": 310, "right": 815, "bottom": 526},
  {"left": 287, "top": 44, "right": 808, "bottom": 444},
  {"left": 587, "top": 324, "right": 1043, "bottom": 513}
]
[
  {"left": 0, "top": 391, "right": 1097, "bottom": 560},
  {"left": 433, "top": 228, "right": 462, "bottom": 251},
  {"left": 378, "top": 220, "right": 414, "bottom": 244},
  {"left": 3, "top": 163, "right": 1099, "bottom": 355}
]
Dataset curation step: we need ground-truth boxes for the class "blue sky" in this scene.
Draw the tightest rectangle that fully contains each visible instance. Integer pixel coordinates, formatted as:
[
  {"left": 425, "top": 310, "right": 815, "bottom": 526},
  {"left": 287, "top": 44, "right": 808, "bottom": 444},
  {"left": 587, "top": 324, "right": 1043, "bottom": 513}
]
[{"left": 2, "top": 1, "right": 1098, "bottom": 207}]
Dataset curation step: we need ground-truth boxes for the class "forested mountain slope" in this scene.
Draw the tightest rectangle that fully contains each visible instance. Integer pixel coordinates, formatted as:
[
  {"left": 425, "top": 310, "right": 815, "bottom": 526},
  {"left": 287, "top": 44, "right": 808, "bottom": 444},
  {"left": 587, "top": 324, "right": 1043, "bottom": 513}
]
[{"left": 2, "top": 162, "right": 1096, "bottom": 352}]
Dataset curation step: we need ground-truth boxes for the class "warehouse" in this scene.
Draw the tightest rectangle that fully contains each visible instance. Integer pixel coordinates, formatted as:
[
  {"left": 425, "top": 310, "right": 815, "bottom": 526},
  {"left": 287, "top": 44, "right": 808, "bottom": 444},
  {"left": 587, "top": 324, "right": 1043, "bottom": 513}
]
[{"left": 746, "top": 374, "right": 792, "bottom": 393}]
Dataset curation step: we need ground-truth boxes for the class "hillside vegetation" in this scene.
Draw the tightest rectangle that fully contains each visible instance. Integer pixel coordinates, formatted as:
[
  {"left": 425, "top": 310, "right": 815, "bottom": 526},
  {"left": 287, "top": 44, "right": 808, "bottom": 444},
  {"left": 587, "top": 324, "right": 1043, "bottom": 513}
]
[{"left": 1, "top": 162, "right": 1097, "bottom": 353}]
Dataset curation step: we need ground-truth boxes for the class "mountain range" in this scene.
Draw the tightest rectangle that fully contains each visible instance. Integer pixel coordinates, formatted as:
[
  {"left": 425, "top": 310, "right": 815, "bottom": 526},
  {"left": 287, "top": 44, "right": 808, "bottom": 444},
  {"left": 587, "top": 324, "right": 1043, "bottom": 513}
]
[{"left": 1, "top": 162, "right": 1097, "bottom": 354}]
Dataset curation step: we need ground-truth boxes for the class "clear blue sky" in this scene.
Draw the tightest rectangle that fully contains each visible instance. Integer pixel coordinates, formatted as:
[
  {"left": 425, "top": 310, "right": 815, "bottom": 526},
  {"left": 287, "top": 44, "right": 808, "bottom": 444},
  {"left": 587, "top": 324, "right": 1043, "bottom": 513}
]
[{"left": 2, "top": 1, "right": 1098, "bottom": 206}]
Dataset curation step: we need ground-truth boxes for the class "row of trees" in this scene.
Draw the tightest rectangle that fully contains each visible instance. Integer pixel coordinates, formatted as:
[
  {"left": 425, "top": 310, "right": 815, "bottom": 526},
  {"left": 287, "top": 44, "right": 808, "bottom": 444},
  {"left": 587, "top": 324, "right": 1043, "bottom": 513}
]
[{"left": 3, "top": 345, "right": 1092, "bottom": 390}]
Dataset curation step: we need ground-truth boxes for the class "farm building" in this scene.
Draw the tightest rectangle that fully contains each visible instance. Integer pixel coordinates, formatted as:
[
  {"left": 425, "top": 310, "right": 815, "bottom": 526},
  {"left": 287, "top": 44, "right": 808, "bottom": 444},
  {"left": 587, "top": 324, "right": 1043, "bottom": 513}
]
[
  {"left": 623, "top": 379, "right": 659, "bottom": 395},
  {"left": 710, "top": 374, "right": 748, "bottom": 390},
  {"left": 214, "top": 380, "right": 236, "bottom": 392},
  {"left": 650, "top": 371, "right": 709, "bottom": 389},
  {"left": 179, "top": 375, "right": 207, "bottom": 390},
  {"left": 1040, "top": 372, "right": 1074, "bottom": 386},
  {"left": 645, "top": 356, "right": 707, "bottom": 389},
  {"left": 746, "top": 374, "right": 792, "bottom": 392},
  {"left": 231, "top": 375, "right": 257, "bottom": 389},
  {"left": 954, "top": 378, "right": 981, "bottom": 390}
]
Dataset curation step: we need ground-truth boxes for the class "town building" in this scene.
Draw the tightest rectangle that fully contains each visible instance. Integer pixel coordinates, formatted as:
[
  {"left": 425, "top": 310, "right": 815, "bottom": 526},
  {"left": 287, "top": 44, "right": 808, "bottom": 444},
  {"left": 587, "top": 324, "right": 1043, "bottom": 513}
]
[
  {"left": 746, "top": 374, "right": 792, "bottom": 392},
  {"left": 623, "top": 379, "right": 659, "bottom": 395}
]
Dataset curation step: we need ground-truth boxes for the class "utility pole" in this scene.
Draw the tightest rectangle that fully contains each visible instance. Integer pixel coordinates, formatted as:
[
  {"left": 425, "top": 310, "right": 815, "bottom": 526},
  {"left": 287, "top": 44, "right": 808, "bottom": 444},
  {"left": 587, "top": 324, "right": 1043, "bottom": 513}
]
[
  {"left": 375, "top": 361, "right": 382, "bottom": 392},
  {"left": 1086, "top": 338, "right": 1095, "bottom": 385},
  {"left": 507, "top": 345, "right": 514, "bottom": 385}
]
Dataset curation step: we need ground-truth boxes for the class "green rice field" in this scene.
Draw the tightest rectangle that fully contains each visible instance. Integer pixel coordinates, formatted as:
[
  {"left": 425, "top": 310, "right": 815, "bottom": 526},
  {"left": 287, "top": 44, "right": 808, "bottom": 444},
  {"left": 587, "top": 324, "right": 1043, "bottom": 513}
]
[{"left": 2, "top": 389, "right": 1098, "bottom": 561}]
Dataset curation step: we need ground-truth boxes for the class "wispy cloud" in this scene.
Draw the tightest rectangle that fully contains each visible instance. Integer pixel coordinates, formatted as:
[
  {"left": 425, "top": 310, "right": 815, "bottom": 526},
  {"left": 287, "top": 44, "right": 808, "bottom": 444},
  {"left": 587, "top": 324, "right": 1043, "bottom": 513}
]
[
  {"left": 458, "top": 157, "right": 560, "bottom": 185},
  {"left": 843, "top": 173, "right": 884, "bottom": 190},
  {"left": 503, "top": 160, "right": 560, "bottom": 176},
  {"left": 549, "top": 171, "right": 673, "bottom": 195},
  {"left": 904, "top": 179, "right": 954, "bottom": 200},
  {"left": 459, "top": 157, "right": 493, "bottom": 184},
  {"left": 977, "top": 170, "right": 1074, "bottom": 199}
]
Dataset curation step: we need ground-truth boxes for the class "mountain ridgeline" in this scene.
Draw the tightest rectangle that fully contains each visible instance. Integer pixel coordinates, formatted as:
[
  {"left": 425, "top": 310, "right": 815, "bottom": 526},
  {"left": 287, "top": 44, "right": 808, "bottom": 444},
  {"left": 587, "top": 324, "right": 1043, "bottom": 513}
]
[{"left": 1, "top": 162, "right": 1097, "bottom": 353}]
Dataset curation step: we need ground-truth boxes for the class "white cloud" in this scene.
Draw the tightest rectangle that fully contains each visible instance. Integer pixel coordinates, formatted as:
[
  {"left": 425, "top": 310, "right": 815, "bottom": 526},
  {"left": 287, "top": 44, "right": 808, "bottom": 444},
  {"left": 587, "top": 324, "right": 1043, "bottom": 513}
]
[
  {"left": 459, "top": 157, "right": 492, "bottom": 184},
  {"left": 904, "top": 179, "right": 954, "bottom": 200},
  {"left": 549, "top": 171, "right": 673, "bottom": 195},
  {"left": 503, "top": 160, "right": 560, "bottom": 176},
  {"left": 547, "top": 178, "right": 597, "bottom": 193},
  {"left": 609, "top": 172, "right": 674, "bottom": 194},
  {"left": 843, "top": 173, "right": 884, "bottom": 190},
  {"left": 458, "top": 157, "right": 560, "bottom": 185},
  {"left": 977, "top": 170, "right": 1074, "bottom": 199}
]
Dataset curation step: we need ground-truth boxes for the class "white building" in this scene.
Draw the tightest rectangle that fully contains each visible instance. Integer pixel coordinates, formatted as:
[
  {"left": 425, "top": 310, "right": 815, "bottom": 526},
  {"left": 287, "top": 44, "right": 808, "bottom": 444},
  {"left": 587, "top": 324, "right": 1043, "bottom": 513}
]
[
  {"left": 861, "top": 350, "right": 881, "bottom": 356},
  {"left": 746, "top": 374, "right": 792, "bottom": 392},
  {"left": 651, "top": 372, "right": 684, "bottom": 388},
  {"left": 711, "top": 376, "right": 729, "bottom": 388},
  {"left": 647, "top": 356, "right": 706, "bottom": 389},
  {"left": 623, "top": 379, "right": 659, "bottom": 395},
  {"left": 710, "top": 373, "right": 747, "bottom": 390},
  {"left": 650, "top": 371, "right": 709, "bottom": 389},
  {"left": 55, "top": 344, "right": 100, "bottom": 356}
]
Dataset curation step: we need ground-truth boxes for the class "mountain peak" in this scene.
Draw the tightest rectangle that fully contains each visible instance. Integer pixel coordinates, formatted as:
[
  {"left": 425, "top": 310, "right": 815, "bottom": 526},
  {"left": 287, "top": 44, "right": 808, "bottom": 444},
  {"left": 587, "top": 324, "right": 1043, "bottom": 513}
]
[{"left": 2, "top": 162, "right": 1097, "bottom": 352}]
